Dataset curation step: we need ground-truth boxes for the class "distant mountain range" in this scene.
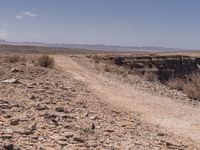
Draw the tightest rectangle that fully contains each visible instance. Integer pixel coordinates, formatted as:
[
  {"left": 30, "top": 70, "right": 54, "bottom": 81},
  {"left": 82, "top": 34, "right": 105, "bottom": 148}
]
[{"left": 0, "top": 40, "right": 197, "bottom": 52}]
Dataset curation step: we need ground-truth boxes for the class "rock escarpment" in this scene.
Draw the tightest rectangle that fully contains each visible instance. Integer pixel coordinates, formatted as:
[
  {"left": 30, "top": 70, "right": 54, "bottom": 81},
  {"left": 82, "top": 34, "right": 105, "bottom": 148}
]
[{"left": 107, "top": 55, "right": 200, "bottom": 81}]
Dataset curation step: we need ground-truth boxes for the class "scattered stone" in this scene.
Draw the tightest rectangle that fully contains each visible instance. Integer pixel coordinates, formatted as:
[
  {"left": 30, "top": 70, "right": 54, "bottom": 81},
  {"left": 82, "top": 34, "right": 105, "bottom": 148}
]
[
  {"left": 38, "top": 136, "right": 45, "bottom": 141},
  {"left": 37, "top": 89, "right": 46, "bottom": 92},
  {"left": 51, "top": 134, "right": 66, "bottom": 141},
  {"left": 16, "top": 129, "right": 34, "bottom": 135},
  {"left": 11, "top": 68, "right": 20, "bottom": 73},
  {"left": 55, "top": 107, "right": 65, "bottom": 112},
  {"left": 1, "top": 79, "right": 20, "bottom": 84},
  {"left": 61, "top": 132, "right": 74, "bottom": 138},
  {"left": 57, "top": 140, "right": 68, "bottom": 146},
  {"left": 104, "top": 129, "right": 114, "bottom": 133},
  {"left": 0, "top": 134, "right": 13, "bottom": 139},
  {"left": 158, "top": 132, "right": 166, "bottom": 136},
  {"left": 35, "top": 105, "right": 48, "bottom": 111},
  {"left": 73, "top": 135, "right": 85, "bottom": 143},
  {"left": 0, "top": 55, "right": 197, "bottom": 149},
  {"left": 86, "top": 141, "right": 97, "bottom": 148},
  {"left": 0, "top": 103, "right": 11, "bottom": 109},
  {"left": 3, "top": 144, "right": 20, "bottom": 150},
  {"left": 31, "top": 122, "right": 37, "bottom": 130},
  {"left": 84, "top": 112, "right": 89, "bottom": 117},
  {"left": 10, "top": 118, "right": 20, "bottom": 126},
  {"left": 63, "top": 96, "right": 71, "bottom": 101},
  {"left": 0, "top": 128, "right": 13, "bottom": 139},
  {"left": 163, "top": 140, "right": 187, "bottom": 150},
  {"left": 28, "top": 95, "right": 36, "bottom": 100},
  {"left": 3, "top": 128, "right": 14, "bottom": 134},
  {"left": 89, "top": 115, "right": 97, "bottom": 120},
  {"left": 91, "top": 123, "right": 95, "bottom": 130}
]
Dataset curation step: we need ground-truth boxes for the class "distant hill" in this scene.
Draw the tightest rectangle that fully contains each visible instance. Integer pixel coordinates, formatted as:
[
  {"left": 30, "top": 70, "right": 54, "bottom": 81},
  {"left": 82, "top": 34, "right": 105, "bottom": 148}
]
[{"left": 0, "top": 40, "right": 197, "bottom": 52}]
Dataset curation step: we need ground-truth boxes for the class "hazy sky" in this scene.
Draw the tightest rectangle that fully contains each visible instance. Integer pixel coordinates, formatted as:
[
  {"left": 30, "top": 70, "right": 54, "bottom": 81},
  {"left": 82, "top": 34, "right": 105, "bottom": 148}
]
[{"left": 0, "top": 0, "right": 200, "bottom": 49}]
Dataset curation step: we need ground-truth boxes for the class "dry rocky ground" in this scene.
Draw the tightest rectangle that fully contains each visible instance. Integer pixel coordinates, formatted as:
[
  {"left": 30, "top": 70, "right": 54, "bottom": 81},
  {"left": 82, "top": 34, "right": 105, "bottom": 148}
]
[
  {"left": 83, "top": 55, "right": 199, "bottom": 105},
  {"left": 0, "top": 54, "right": 199, "bottom": 150}
]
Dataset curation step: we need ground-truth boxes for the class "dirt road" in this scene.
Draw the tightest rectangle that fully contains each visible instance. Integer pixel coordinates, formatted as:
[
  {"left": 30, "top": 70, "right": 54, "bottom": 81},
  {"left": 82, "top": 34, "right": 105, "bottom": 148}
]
[{"left": 55, "top": 55, "right": 200, "bottom": 145}]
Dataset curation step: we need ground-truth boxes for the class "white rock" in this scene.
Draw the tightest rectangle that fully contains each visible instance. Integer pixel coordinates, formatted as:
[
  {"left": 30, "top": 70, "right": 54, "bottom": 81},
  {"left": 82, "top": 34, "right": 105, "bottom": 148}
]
[{"left": 1, "top": 79, "right": 20, "bottom": 84}]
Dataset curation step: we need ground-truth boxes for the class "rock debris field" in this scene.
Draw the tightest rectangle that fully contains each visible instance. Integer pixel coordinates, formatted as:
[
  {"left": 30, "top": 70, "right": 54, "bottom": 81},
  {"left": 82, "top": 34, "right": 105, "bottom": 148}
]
[{"left": 0, "top": 54, "right": 199, "bottom": 150}]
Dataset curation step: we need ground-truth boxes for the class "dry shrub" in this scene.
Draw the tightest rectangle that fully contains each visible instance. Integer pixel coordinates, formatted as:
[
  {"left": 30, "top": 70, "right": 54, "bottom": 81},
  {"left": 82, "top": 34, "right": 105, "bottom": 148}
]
[
  {"left": 93, "top": 55, "right": 100, "bottom": 64},
  {"left": 183, "top": 72, "right": 200, "bottom": 100},
  {"left": 144, "top": 71, "right": 158, "bottom": 82},
  {"left": 30, "top": 56, "right": 37, "bottom": 64},
  {"left": 4, "top": 55, "right": 26, "bottom": 63},
  {"left": 167, "top": 78, "right": 185, "bottom": 90},
  {"left": 104, "top": 64, "right": 112, "bottom": 72},
  {"left": 183, "top": 83, "right": 200, "bottom": 100},
  {"left": 102, "top": 64, "right": 128, "bottom": 77},
  {"left": 37, "top": 55, "right": 55, "bottom": 68},
  {"left": 167, "top": 72, "right": 200, "bottom": 100}
]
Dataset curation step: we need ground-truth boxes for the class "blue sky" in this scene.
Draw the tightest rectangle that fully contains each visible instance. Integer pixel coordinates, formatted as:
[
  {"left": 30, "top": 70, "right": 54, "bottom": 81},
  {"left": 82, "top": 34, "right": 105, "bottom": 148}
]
[{"left": 0, "top": 0, "right": 200, "bottom": 49}]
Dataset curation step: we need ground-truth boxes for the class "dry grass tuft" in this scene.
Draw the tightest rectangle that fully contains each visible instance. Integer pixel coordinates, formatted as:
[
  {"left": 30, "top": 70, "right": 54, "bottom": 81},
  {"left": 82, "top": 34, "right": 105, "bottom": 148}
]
[
  {"left": 93, "top": 55, "right": 100, "bottom": 64},
  {"left": 102, "top": 64, "right": 128, "bottom": 77},
  {"left": 183, "top": 72, "right": 200, "bottom": 100},
  {"left": 37, "top": 55, "right": 55, "bottom": 68},
  {"left": 167, "top": 72, "right": 200, "bottom": 100},
  {"left": 144, "top": 71, "right": 158, "bottom": 82},
  {"left": 4, "top": 55, "right": 26, "bottom": 63},
  {"left": 104, "top": 64, "right": 112, "bottom": 72},
  {"left": 167, "top": 78, "right": 185, "bottom": 90}
]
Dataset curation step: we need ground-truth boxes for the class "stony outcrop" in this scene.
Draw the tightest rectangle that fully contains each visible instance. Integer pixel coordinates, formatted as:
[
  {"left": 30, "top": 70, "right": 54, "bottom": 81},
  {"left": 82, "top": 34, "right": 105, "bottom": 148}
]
[{"left": 104, "top": 55, "right": 200, "bottom": 81}]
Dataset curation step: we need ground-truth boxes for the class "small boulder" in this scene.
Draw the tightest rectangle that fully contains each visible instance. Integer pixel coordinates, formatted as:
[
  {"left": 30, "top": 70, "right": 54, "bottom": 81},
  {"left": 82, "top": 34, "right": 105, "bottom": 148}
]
[
  {"left": 10, "top": 118, "right": 20, "bottom": 126},
  {"left": 55, "top": 107, "right": 65, "bottom": 112},
  {"left": 61, "top": 131, "right": 74, "bottom": 138},
  {"left": 51, "top": 134, "right": 66, "bottom": 141},
  {"left": 73, "top": 134, "right": 85, "bottom": 143},
  {"left": 11, "top": 68, "right": 20, "bottom": 73},
  {"left": 28, "top": 95, "right": 36, "bottom": 100},
  {"left": 104, "top": 129, "right": 114, "bottom": 133},
  {"left": 1, "top": 79, "right": 20, "bottom": 84},
  {"left": 91, "top": 123, "right": 95, "bottom": 130}
]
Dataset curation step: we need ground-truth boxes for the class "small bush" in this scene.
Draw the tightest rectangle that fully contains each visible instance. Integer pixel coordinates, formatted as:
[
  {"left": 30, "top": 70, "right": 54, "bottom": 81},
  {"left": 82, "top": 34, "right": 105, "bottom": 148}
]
[
  {"left": 93, "top": 55, "right": 100, "bottom": 64},
  {"left": 167, "top": 78, "right": 185, "bottom": 90},
  {"left": 4, "top": 55, "right": 26, "bottom": 63},
  {"left": 183, "top": 83, "right": 200, "bottom": 100},
  {"left": 102, "top": 64, "right": 128, "bottom": 76},
  {"left": 167, "top": 72, "right": 200, "bottom": 100},
  {"left": 104, "top": 64, "right": 112, "bottom": 72},
  {"left": 144, "top": 71, "right": 158, "bottom": 82},
  {"left": 183, "top": 72, "right": 200, "bottom": 100},
  {"left": 37, "top": 55, "right": 55, "bottom": 68}
]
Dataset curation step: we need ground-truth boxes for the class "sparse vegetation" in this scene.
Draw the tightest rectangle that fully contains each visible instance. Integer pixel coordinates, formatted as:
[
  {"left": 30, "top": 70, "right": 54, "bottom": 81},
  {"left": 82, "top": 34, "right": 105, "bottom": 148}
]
[
  {"left": 167, "top": 78, "right": 185, "bottom": 90},
  {"left": 37, "top": 55, "right": 55, "bottom": 68},
  {"left": 183, "top": 72, "right": 200, "bottom": 100},
  {"left": 4, "top": 55, "right": 26, "bottom": 63},
  {"left": 104, "top": 64, "right": 112, "bottom": 72},
  {"left": 93, "top": 54, "right": 200, "bottom": 101},
  {"left": 102, "top": 64, "right": 128, "bottom": 76},
  {"left": 144, "top": 71, "right": 158, "bottom": 82},
  {"left": 93, "top": 55, "right": 100, "bottom": 63},
  {"left": 167, "top": 72, "right": 200, "bottom": 100},
  {"left": 92, "top": 56, "right": 129, "bottom": 77}
]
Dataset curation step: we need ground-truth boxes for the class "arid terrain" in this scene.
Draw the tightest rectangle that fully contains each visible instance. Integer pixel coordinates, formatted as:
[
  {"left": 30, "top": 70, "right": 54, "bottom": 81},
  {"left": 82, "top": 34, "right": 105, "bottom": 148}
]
[
  {"left": 0, "top": 52, "right": 200, "bottom": 150},
  {"left": 2, "top": 0, "right": 200, "bottom": 149}
]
